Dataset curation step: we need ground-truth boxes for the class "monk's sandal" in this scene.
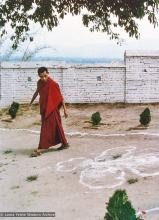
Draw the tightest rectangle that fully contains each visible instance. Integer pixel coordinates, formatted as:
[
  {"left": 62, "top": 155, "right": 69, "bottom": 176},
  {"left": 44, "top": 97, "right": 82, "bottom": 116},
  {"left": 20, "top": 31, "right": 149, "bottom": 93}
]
[
  {"left": 30, "top": 151, "right": 42, "bottom": 157},
  {"left": 57, "top": 143, "right": 70, "bottom": 151}
]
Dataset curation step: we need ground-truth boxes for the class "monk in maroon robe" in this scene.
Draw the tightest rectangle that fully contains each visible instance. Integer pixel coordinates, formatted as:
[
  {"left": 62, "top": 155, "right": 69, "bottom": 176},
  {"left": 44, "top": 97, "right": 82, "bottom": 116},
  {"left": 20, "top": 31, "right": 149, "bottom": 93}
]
[{"left": 29, "top": 67, "right": 69, "bottom": 157}]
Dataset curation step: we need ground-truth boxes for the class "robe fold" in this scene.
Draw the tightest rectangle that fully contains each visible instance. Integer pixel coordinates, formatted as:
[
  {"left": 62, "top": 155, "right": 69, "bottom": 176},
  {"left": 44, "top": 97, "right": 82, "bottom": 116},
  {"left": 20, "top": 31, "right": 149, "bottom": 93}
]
[{"left": 38, "top": 76, "right": 68, "bottom": 149}]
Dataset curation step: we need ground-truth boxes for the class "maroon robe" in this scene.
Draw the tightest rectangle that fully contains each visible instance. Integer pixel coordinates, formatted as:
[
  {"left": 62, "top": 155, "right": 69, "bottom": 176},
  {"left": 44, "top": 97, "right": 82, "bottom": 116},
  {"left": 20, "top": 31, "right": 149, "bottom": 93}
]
[{"left": 37, "top": 77, "right": 68, "bottom": 149}]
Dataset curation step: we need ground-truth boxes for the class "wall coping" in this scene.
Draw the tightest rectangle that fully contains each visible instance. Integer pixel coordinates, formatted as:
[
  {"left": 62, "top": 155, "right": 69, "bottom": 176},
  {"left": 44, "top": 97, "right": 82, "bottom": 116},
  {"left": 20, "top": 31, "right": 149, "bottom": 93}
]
[
  {"left": 0, "top": 61, "right": 125, "bottom": 69},
  {"left": 125, "top": 50, "right": 159, "bottom": 57}
]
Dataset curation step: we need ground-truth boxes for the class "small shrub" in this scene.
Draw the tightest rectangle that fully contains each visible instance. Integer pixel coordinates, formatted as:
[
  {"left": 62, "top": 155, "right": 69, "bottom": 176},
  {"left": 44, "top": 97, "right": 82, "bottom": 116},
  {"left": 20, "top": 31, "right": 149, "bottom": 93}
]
[
  {"left": 3, "top": 150, "right": 12, "bottom": 154},
  {"left": 140, "top": 108, "right": 151, "bottom": 127},
  {"left": 104, "top": 189, "right": 140, "bottom": 220},
  {"left": 91, "top": 112, "right": 101, "bottom": 125},
  {"left": 26, "top": 175, "right": 38, "bottom": 182},
  {"left": 127, "top": 178, "right": 138, "bottom": 184},
  {"left": 8, "top": 102, "right": 20, "bottom": 119}
]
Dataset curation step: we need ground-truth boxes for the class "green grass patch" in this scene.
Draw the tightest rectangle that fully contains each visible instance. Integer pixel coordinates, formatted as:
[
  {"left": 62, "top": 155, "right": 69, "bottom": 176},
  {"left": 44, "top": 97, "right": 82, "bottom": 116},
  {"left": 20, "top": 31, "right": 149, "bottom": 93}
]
[
  {"left": 127, "top": 178, "right": 139, "bottom": 184},
  {"left": 3, "top": 150, "right": 13, "bottom": 154},
  {"left": 112, "top": 154, "right": 122, "bottom": 159},
  {"left": 10, "top": 185, "right": 20, "bottom": 189},
  {"left": 26, "top": 175, "right": 38, "bottom": 182},
  {"left": 31, "top": 191, "right": 39, "bottom": 195}
]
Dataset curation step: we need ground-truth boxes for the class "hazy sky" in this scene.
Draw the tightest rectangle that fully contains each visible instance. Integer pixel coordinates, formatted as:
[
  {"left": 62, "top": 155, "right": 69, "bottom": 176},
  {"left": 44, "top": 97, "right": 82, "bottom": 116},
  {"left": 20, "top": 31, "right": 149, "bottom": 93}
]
[
  {"left": 34, "top": 14, "right": 159, "bottom": 58},
  {"left": 3, "top": 13, "right": 159, "bottom": 59}
]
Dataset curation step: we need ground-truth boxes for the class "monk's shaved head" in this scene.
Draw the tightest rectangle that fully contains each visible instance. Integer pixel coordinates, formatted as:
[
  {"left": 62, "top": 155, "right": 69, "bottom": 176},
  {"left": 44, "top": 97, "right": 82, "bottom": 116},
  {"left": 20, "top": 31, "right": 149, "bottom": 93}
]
[
  {"left": 38, "top": 67, "right": 48, "bottom": 75},
  {"left": 38, "top": 67, "right": 49, "bottom": 82}
]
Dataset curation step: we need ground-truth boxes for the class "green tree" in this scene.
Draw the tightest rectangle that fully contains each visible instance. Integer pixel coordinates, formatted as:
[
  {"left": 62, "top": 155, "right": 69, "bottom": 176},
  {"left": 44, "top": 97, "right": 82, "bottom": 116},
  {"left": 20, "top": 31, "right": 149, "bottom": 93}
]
[
  {"left": 104, "top": 189, "right": 140, "bottom": 220},
  {"left": 0, "top": 0, "right": 159, "bottom": 48}
]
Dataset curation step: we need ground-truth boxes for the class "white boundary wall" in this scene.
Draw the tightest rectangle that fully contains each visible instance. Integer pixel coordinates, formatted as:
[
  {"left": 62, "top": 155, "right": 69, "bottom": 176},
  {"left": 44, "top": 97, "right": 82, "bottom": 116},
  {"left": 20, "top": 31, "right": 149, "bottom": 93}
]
[
  {"left": 125, "top": 50, "right": 159, "bottom": 103},
  {"left": 1, "top": 50, "right": 159, "bottom": 108}
]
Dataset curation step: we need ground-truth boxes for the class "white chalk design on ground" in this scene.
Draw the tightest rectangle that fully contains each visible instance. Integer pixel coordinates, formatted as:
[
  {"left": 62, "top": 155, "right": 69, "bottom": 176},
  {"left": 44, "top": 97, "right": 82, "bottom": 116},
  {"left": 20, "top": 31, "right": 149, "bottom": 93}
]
[
  {"left": 55, "top": 146, "right": 159, "bottom": 189},
  {"left": 0, "top": 128, "right": 159, "bottom": 218},
  {"left": 1, "top": 127, "right": 159, "bottom": 137},
  {"left": 137, "top": 207, "right": 159, "bottom": 218},
  {"left": 56, "top": 157, "right": 86, "bottom": 172},
  {"left": 1, "top": 128, "right": 159, "bottom": 190}
]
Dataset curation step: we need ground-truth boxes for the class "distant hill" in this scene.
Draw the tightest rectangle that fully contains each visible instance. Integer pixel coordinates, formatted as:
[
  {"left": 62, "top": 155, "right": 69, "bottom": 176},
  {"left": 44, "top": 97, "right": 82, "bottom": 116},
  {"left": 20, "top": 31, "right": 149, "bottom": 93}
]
[{"left": 0, "top": 56, "right": 123, "bottom": 64}]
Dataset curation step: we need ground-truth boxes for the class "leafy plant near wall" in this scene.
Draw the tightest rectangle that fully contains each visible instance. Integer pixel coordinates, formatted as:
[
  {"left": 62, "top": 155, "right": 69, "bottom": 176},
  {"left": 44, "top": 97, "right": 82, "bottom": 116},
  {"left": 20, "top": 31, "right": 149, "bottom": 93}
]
[
  {"left": 104, "top": 189, "right": 140, "bottom": 220},
  {"left": 91, "top": 112, "right": 102, "bottom": 125},
  {"left": 140, "top": 107, "right": 151, "bottom": 127},
  {"left": 8, "top": 102, "right": 20, "bottom": 119}
]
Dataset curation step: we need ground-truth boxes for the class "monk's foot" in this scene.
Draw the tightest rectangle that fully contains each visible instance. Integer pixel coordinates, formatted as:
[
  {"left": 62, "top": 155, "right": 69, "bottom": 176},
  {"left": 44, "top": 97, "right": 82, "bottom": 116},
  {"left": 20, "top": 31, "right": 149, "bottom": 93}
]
[
  {"left": 34, "top": 149, "right": 45, "bottom": 153},
  {"left": 57, "top": 143, "right": 70, "bottom": 151},
  {"left": 30, "top": 150, "right": 42, "bottom": 157}
]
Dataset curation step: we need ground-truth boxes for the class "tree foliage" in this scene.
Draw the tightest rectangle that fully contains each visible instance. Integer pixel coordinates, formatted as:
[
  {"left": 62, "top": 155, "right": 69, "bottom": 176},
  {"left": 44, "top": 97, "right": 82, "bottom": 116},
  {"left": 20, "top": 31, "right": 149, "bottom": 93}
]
[
  {"left": 0, "top": 0, "right": 159, "bottom": 48},
  {"left": 0, "top": 32, "right": 52, "bottom": 61}
]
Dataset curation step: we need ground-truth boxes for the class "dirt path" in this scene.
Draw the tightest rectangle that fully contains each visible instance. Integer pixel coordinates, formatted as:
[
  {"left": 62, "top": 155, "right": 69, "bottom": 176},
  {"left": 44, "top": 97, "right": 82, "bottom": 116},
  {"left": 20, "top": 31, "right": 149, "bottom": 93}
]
[{"left": 0, "top": 103, "right": 159, "bottom": 220}]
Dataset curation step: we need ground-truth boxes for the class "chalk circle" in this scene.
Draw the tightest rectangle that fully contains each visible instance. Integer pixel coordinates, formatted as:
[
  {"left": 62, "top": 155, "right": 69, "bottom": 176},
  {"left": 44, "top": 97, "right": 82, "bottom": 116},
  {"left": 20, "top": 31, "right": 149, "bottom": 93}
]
[
  {"left": 129, "top": 153, "right": 159, "bottom": 177},
  {"left": 55, "top": 145, "right": 159, "bottom": 189},
  {"left": 80, "top": 167, "right": 125, "bottom": 189},
  {"left": 95, "top": 146, "right": 136, "bottom": 162},
  {"left": 56, "top": 157, "right": 86, "bottom": 172}
]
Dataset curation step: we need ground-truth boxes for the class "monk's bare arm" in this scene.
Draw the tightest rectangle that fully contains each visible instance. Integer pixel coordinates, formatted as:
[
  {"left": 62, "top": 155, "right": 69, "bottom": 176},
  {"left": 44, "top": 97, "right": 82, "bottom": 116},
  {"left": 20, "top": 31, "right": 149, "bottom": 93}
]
[
  {"left": 29, "top": 81, "right": 40, "bottom": 106},
  {"left": 61, "top": 100, "right": 68, "bottom": 118},
  {"left": 29, "top": 90, "right": 38, "bottom": 106},
  {"left": 56, "top": 83, "right": 68, "bottom": 118}
]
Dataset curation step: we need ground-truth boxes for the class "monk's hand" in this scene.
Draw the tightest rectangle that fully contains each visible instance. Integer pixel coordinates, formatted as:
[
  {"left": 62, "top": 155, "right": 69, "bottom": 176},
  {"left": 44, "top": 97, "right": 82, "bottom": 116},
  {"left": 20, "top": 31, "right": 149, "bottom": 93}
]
[{"left": 64, "top": 110, "right": 68, "bottom": 118}]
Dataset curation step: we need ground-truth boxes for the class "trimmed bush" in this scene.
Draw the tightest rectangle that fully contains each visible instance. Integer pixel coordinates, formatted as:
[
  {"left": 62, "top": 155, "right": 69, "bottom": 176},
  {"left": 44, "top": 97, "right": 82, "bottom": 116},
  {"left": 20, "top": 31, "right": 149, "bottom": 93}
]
[
  {"left": 8, "top": 102, "right": 20, "bottom": 119},
  {"left": 140, "top": 107, "right": 151, "bottom": 127},
  {"left": 104, "top": 189, "right": 140, "bottom": 220},
  {"left": 91, "top": 112, "right": 101, "bottom": 125}
]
